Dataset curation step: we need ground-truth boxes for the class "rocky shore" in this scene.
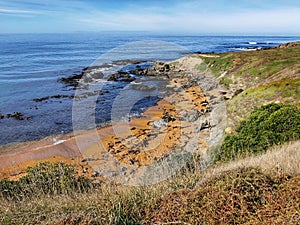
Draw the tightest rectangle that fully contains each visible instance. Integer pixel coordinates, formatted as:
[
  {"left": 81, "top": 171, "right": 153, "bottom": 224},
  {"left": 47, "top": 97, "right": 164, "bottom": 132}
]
[{"left": 0, "top": 55, "right": 229, "bottom": 181}]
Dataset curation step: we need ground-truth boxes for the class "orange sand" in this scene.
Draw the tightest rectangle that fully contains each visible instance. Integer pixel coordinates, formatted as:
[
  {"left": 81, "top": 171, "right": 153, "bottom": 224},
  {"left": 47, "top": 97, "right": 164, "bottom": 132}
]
[{"left": 0, "top": 77, "right": 210, "bottom": 180}]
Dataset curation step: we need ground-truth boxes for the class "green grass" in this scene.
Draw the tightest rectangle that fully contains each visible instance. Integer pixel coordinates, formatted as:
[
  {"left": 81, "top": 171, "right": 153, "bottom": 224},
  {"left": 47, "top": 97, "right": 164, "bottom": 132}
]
[
  {"left": 200, "top": 46, "right": 300, "bottom": 90},
  {"left": 236, "top": 59, "right": 298, "bottom": 78},
  {"left": 201, "top": 54, "right": 234, "bottom": 77},
  {"left": 236, "top": 48, "right": 300, "bottom": 80}
]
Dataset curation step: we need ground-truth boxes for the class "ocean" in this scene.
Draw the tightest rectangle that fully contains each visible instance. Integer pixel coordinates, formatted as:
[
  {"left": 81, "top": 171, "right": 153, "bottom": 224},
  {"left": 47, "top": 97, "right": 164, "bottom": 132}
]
[{"left": 0, "top": 32, "right": 299, "bottom": 146}]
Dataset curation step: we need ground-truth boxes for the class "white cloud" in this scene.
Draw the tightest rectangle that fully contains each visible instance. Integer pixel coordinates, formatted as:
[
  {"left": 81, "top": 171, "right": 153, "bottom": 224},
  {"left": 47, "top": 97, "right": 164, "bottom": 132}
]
[
  {"left": 73, "top": 7, "right": 300, "bottom": 34},
  {"left": 1, "top": 0, "right": 300, "bottom": 34},
  {"left": 0, "top": 8, "right": 42, "bottom": 15}
]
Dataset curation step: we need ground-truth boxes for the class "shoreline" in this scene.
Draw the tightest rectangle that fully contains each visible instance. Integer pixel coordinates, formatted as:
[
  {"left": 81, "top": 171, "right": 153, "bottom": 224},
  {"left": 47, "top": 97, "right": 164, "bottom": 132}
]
[{"left": 0, "top": 54, "right": 229, "bottom": 180}]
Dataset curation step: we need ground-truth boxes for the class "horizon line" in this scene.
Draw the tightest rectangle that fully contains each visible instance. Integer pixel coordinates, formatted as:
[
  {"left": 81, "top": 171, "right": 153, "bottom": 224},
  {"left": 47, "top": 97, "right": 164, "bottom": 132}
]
[{"left": 1, "top": 31, "right": 300, "bottom": 37}]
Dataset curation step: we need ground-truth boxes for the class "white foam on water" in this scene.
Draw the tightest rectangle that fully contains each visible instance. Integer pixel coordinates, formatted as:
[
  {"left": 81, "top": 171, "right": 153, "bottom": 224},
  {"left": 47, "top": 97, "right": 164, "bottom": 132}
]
[{"left": 53, "top": 139, "right": 67, "bottom": 145}]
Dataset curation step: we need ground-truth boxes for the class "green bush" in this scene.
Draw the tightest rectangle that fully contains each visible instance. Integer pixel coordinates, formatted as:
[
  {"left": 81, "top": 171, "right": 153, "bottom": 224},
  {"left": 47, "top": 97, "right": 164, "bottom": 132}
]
[
  {"left": 214, "top": 103, "right": 300, "bottom": 162},
  {"left": 0, "top": 162, "right": 94, "bottom": 200}
]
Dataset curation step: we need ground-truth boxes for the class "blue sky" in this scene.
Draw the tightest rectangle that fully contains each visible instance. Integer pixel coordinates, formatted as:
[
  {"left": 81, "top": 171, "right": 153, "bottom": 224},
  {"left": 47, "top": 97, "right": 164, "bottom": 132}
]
[{"left": 0, "top": 0, "right": 300, "bottom": 34}]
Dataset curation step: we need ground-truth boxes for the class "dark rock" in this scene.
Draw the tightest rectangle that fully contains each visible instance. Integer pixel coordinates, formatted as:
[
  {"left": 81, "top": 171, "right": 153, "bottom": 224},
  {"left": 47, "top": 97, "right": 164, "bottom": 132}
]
[
  {"left": 59, "top": 66, "right": 103, "bottom": 87},
  {"left": 130, "top": 68, "right": 148, "bottom": 75},
  {"left": 162, "top": 112, "right": 176, "bottom": 123},
  {"left": 33, "top": 96, "right": 50, "bottom": 102},
  {"left": 107, "top": 73, "right": 136, "bottom": 82},
  {"left": 163, "top": 64, "right": 170, "bottom": 71},
  {"left": 59, "top": 73, "right": 83, "bottom": 87},
  {"left": 199, "top": 120, "right": 211, "bottom": 131},
  {"left": 278, "top": 41, "right": 300, "bottom": 49},
  {"left": 92, "top": 171, "right": 100, "bottom": 177},
  {"left": 224, "top": 95, "right": 232, "bottom": 100},
  {"left": 81, "top": 158, "right": 100, "bottom": 163},
  {"left": 201, "top": 99, "right": 209, "bottom": 106},
  {"left": 0, "top": 114, "right": 4, "bottom": 119},
  {"left": 130, "top": 158, "right": 137, "bottom": 165},
  {"left": 107, "top": 73, "right": 121, "bottom": 81},
  {"left": 234, "top": 89, "right": 244, "bottom": 96},
  {"left": 219, "top": 90, "right": 228, "bottom": 95},
  {"left": 4, "top": 112, "right": 26, "bottom": 120},
  {"left": 33, "top": 94, "right": 74, "bottom": 102}
]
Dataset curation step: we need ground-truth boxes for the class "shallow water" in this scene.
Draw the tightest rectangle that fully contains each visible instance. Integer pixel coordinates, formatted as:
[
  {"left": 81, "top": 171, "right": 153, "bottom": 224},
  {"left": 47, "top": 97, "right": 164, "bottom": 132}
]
[{"left": 0, "top": 32, "right": 299, "bottom": 146}]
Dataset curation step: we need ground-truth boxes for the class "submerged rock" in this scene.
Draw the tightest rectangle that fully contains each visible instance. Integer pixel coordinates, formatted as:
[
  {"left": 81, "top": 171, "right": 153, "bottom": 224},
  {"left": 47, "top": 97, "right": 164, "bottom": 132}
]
[
  {"left": 59, "top": 73, "right": 83, "bottom": 87},
  {"left": 130, "top": 83, "right": 156, "bottom": 91},
  {"left": 3, "top": 112, "right": 28, "bottom": 121},
  {"left": 107, "top": 73, "right": 136, "bottom": 82},
  {"left": 59, "top": 66, "right": 104, "bottom": 87},
  {"left": 33, "top": 94, "right": 74, "bottom": 102}
]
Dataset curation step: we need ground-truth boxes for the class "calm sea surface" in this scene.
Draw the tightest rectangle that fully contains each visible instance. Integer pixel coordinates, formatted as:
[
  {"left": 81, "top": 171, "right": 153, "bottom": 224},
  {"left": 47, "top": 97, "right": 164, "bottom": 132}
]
[{"left": 0, "top": 32, "right": 299, "bottom": 146}]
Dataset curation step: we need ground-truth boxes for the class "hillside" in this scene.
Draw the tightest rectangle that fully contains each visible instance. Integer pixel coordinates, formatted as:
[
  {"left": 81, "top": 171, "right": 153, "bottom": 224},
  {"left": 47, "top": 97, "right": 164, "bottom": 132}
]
[
  {"left": 199, "top": 42, "right": 300, "bottom": 128},
  {"left": 0, "top": 43, "right": 300, "bottom": 225}
]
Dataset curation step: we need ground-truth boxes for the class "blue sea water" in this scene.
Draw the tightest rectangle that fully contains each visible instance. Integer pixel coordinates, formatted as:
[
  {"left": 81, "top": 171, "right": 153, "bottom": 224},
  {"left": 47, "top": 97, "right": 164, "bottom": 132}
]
[{"left": 0, "top": 32, "right": 299, "bottom": 146}]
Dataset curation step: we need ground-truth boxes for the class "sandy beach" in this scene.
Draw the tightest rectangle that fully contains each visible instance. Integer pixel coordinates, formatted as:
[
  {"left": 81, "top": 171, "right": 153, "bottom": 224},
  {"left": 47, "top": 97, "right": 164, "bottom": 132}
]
[{"left": 0, "top": 55, "right": 226, "bottom": 181}]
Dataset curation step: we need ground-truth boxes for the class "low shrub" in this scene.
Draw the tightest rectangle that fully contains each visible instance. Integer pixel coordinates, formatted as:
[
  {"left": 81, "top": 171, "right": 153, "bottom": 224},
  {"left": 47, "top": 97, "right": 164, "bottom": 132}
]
[
  {"left": 0, "top": 162, "right": 94, "bottom": 200},
  {"left": 214, "top": 103, "right": 300, "bottom": 162}
]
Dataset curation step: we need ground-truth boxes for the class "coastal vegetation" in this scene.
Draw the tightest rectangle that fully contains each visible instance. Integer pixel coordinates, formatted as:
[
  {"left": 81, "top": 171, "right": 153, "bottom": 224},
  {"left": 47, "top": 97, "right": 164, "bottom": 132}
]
[
  {"left": 1, "top": 141, "right": 299, "bottom": 224},
  {"left": 200, "top": 43, "right": 300, "bottom": 129},
  {"left": 214, "top": 103, "right": 300, "bottom": 162},
  {"left": 1, "top": 42, "right": 300, "bottom": 224},
  {"left": 0, "top": 162, "right": 94, "bottom": 200}
]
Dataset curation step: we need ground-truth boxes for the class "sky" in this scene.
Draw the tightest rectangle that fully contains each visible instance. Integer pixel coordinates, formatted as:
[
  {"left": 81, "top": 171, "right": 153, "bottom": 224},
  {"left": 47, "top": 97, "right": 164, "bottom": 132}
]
[{"left": 0, "top": 0, "right": 300, "bottom": 35}]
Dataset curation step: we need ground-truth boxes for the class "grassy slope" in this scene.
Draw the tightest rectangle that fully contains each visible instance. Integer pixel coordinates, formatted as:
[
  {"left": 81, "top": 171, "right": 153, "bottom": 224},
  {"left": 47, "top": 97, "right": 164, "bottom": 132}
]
[
  {"left": 1, "top": 43, "right": 300, "bottom": 225},
  {"left": 200, "top": 43, "right": 300, "bottom": 128},
  {"left": 1, "top": 142, "right": 299, "bottom": 224}
]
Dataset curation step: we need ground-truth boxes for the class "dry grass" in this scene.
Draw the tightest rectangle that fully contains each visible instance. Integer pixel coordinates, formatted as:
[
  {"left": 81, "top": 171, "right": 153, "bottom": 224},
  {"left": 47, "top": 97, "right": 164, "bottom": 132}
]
[
  {"left": 199, "top": 141, "right": 300, "bottom": 186},
  {"left": 0, "top": 141, "right": 299, "bottom": 224},
  {"left": 148, "top": 143, "right": 300, "bottom": 224},
  {"left": 150, "top": 169, "right": 300, "bottom": 225}
]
